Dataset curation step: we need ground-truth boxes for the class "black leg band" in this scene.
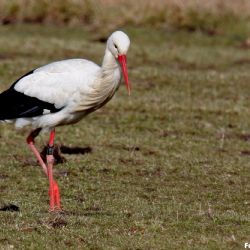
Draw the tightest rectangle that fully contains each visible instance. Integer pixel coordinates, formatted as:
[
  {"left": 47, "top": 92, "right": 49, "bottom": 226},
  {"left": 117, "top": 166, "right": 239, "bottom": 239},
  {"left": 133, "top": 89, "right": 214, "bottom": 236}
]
[{"left": 47, "top": 145, "right": 54, "bottom": 155}]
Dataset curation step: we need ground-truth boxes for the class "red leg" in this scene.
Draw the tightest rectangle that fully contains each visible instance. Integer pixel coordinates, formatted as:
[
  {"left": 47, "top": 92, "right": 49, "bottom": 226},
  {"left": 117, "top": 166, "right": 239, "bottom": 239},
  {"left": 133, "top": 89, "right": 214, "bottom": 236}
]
[
  {"left": 47, "top": 129, "right": 61, "bottom": 211},
  {"left": 27, "top": 128, "right": 47, "bottom": 175},
  {"left": 27, "top": 128, "right": 61, "bottom": 211}
]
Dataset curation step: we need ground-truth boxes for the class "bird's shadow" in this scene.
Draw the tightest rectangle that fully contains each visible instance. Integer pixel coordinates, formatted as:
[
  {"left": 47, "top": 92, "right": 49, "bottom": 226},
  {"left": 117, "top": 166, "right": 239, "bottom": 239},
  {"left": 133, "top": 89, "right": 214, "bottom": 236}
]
[
  {"left": 39, "top": 145, "right": 92, "bottom": 165},
  {"left": 60, "top": 145, "right": 92, "bottom": 155},
  {"left": 0, "top": 204, "right": 20, "bottom": 212}
]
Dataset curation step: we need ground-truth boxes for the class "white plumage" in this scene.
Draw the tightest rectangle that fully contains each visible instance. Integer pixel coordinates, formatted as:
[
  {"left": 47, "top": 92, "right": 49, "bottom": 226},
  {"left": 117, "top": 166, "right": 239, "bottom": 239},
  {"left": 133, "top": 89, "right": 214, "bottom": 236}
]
[
  {"left": 15, "top": 59, "right": 99, "bottom": 108},
  {"left": 4, "top": 30, "right": 130, "bottom": 130},
  {"left": 14, "top": 59, "right": 102, "bottom": 129}
]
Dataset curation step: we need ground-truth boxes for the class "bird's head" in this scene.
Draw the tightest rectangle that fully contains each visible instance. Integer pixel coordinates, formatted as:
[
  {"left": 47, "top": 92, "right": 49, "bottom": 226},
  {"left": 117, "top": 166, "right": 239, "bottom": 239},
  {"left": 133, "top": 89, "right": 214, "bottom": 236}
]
[{"left": 107, "top": 31, "right": 131, "bottom": 95}]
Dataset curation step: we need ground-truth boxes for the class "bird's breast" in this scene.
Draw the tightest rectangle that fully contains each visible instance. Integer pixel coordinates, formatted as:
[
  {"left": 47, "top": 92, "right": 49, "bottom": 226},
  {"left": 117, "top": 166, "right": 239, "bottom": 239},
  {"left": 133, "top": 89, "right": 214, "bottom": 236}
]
[{"left": 71, "top": 67, "right": 121, "bottom": 116}]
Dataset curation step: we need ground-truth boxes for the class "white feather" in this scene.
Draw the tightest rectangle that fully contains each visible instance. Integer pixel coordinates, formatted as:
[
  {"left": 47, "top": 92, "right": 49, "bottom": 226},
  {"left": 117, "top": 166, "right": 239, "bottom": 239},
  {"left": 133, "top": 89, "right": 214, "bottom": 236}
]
[
  {"left": 14, "top": 59, "right": 100, "bottom": 109},
  {"left": 8, "top": 31, "right": 130, "bottom": 131}
]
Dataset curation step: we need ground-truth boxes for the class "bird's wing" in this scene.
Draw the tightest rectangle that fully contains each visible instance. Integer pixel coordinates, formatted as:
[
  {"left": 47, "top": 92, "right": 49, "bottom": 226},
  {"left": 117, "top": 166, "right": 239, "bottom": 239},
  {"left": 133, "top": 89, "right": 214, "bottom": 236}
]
[
  {"left": 0, "top": 86, "right": 62, "bottom": 119},
  {"left": 14, "top": 59, "right": 100, "bottom": 108},
  {"left": 0, "top": 59, "right": 100, "bottom": 120}
]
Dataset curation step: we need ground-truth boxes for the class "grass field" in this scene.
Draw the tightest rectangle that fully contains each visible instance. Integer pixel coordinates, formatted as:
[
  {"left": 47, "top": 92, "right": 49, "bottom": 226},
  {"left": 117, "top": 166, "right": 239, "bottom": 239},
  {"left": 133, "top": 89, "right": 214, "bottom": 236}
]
[{"left": 0, "top": 23, "right": 250, "bottom": 249}]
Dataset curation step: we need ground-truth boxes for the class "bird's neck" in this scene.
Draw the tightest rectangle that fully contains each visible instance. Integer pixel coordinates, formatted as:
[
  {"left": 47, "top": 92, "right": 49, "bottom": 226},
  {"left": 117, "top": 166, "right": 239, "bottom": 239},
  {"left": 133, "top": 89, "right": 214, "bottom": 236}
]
[
  {"left": 102, "top": 49, "right": 119, "bottom": 74},
  {"left": 100, "top": 49, "right": 121, "bottom": 91},
  {"left": 74, "top": 50, "right": 121, "bottom": 114}
]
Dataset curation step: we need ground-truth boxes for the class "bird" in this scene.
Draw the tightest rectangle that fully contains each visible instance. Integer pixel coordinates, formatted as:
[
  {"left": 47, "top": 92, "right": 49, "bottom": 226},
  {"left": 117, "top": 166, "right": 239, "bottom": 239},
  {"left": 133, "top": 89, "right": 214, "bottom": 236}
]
[{"left": 0, "top": 30, "right": 131, "bottom": 211}]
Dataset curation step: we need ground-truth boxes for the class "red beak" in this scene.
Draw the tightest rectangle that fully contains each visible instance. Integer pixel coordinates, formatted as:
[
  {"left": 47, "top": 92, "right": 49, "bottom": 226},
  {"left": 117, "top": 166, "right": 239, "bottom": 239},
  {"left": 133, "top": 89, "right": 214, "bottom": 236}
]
[{"left": 118, "top": 55, "right": 131, "bottom": 95}]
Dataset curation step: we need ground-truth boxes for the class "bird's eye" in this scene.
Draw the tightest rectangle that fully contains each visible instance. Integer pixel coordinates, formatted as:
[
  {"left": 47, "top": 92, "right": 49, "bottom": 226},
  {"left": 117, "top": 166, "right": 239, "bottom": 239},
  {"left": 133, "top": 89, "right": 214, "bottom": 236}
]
[{"left": 114, "top": 44, "right": 118, "bottom": 49}]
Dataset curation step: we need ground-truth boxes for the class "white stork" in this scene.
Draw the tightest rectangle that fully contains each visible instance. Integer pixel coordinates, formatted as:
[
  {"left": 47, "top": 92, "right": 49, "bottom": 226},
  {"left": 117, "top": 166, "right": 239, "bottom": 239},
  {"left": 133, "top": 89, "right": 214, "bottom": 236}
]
[{"left": 0, "top": 31, "right": 131, "bottom": 211}]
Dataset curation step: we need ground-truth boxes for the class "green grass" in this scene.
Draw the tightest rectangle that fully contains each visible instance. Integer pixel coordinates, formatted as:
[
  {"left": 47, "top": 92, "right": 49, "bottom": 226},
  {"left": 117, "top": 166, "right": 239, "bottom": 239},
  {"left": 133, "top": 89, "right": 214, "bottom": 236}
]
[{"left": 0, "top": 24, "right": 250, "bottom": 249}]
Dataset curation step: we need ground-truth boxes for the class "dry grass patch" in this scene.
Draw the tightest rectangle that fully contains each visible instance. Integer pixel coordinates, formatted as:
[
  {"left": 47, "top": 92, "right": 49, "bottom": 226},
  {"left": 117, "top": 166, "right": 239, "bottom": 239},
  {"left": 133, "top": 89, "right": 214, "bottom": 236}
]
[{"left": 0, "top": 0, "right": 250, "bottom": 33}]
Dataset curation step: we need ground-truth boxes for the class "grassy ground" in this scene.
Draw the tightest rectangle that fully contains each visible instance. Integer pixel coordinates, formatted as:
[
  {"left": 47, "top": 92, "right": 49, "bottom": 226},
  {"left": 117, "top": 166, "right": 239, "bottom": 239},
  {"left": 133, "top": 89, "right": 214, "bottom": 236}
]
[{"left": 0, "top": 23, "right": 250, "bottom": 249}]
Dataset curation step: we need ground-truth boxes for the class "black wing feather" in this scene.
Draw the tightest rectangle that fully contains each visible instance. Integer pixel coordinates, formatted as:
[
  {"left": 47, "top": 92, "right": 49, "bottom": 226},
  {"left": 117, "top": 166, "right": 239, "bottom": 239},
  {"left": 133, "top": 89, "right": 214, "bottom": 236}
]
[{"left": 0, "top": 71, "right": 62, "bottom": 120}]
